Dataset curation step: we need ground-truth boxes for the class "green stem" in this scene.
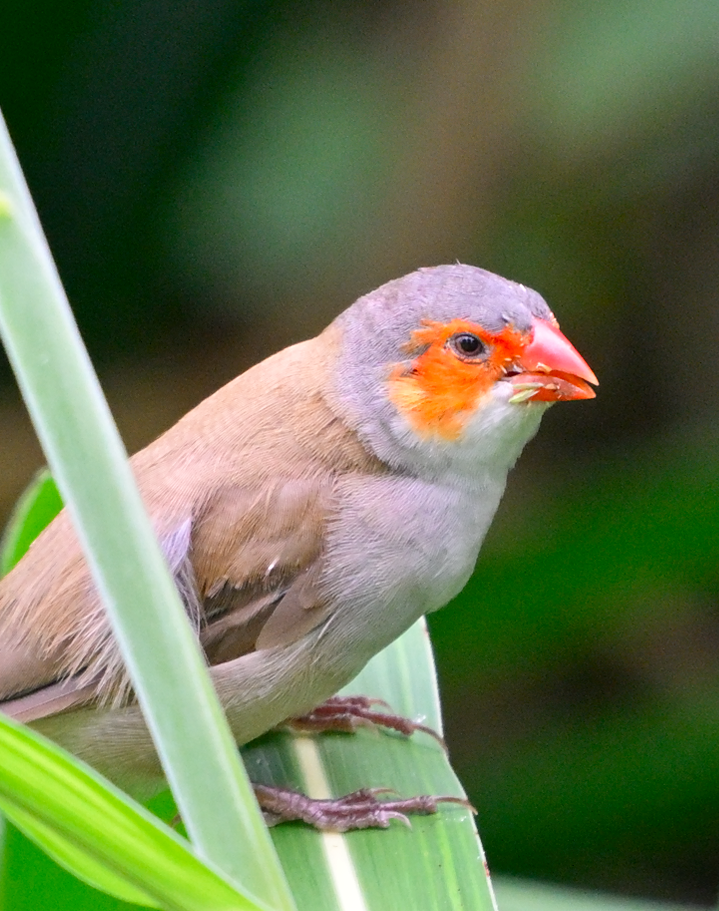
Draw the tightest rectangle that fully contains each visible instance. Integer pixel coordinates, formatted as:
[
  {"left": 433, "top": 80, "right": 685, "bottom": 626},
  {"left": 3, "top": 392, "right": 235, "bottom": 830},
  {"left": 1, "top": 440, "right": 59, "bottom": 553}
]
[{"left": 0, "top": 109, "right": 294, "bottom": 911}]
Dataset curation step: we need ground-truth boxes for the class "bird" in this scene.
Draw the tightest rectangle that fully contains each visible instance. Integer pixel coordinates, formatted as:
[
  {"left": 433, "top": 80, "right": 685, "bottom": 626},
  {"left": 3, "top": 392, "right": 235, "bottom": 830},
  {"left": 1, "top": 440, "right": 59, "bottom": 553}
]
[{"left": 0, "top": 264, "right": 596, "bottom": 829}]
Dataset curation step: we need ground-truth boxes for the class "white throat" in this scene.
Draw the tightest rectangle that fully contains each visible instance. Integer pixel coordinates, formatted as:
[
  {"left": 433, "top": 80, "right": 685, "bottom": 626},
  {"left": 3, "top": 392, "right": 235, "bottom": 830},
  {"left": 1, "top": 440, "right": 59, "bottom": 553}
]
[{"left": 363, "top": 389, "right": 550, "bottom": 492}]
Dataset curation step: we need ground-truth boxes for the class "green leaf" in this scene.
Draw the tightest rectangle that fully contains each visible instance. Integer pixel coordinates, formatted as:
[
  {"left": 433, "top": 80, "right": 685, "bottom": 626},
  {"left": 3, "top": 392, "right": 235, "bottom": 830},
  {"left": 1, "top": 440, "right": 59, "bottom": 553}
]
[
  {"left": 0, "top": 801, "right": 155, "bottom": 908},
  {"left": 0, "top": 468, "right": 62, "bottom": 575},
  {"left": 241, "top": 619, "right": 498, "bottom": 911},
  {"left": 0, "top": 713, "right": 267, "bottom": 911},
  {"left": 0, "top": 108, "right": 293, "bottom": 908}
]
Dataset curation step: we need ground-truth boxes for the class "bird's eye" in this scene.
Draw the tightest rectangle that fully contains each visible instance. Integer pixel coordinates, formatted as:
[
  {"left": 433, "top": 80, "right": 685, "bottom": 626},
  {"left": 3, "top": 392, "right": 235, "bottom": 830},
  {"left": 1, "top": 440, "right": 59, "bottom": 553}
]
[{"left": 449, "top": 332, "right": 486, "bottom": 359}]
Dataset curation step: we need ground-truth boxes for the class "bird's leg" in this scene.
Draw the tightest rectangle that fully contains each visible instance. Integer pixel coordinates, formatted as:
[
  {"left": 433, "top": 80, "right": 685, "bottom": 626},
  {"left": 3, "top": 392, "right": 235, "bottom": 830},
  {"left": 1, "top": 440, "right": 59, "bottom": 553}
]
[
  {"left": 253, "top": 783, "right": 471, "bottom": 831},
  {"left": 281, "top": 695, "right": 446, "bottom": 748}
]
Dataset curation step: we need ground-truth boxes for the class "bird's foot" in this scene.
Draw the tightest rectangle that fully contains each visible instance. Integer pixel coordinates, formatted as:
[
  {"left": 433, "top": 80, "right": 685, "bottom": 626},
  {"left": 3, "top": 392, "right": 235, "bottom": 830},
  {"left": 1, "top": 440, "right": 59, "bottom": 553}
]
[
  {"left": 253, "top": 783, "right": 471, "bottom": 831},
  {"left": 283, "top": 695, "right": 445, "bottom": 748}
]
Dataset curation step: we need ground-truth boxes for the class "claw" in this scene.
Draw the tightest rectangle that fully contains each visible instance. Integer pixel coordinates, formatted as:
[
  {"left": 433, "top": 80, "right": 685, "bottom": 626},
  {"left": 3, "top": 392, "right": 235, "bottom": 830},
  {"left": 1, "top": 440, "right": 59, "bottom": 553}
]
[
  {"left": 252, "top": 783, "right": 471, "bottom": 832},
  {"left": 283, "top": 695, "right": 446, "bottom": 749}
]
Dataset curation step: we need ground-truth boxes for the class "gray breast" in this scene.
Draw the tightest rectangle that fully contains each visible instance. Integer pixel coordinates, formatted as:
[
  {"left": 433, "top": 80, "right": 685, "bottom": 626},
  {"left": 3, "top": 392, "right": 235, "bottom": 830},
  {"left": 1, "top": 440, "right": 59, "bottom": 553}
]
[{"left": 316, "top": 473, "right": 504, "bottom": 670}]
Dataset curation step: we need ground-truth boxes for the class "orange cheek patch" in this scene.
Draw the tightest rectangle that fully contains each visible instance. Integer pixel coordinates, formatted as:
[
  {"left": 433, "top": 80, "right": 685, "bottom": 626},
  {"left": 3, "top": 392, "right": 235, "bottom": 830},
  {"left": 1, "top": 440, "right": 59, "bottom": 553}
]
[{"left": 388, "top": 318, "right": 527, "bottom": 440}]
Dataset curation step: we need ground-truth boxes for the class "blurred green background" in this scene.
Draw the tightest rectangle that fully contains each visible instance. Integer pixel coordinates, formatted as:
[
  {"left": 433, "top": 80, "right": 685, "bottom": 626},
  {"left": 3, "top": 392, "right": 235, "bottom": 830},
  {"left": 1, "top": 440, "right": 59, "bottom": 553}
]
[{"left": 1, "top": 0, "right": 718, "bottom": 905}]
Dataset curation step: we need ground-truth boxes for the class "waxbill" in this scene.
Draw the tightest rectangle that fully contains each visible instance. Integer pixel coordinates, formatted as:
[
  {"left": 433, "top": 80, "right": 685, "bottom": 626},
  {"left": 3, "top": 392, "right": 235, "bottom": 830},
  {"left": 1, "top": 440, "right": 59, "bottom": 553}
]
[{"left": 0, "top": 264, "right": 596, "bottom": 829}]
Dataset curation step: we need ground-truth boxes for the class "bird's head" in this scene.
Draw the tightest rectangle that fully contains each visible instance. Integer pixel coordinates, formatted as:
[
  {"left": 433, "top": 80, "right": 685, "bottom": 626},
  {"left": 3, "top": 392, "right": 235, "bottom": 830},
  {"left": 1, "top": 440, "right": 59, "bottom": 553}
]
[{"left": 332, "top": 264, "right": 597, "bottom": 482}]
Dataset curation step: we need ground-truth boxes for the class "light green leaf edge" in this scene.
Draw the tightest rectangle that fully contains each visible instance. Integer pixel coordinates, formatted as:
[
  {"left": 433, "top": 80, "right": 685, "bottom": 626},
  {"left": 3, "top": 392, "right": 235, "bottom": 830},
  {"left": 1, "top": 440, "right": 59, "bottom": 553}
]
[
  {"left": 0, "top": 713, "right": 267, "bottom": 911},
  {"left": 0, "top": 108, "right": 293, "bottom": 909}
]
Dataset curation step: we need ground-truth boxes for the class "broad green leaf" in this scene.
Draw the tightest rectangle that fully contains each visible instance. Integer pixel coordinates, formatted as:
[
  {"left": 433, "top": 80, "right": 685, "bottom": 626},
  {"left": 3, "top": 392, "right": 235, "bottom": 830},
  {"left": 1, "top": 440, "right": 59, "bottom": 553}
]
[
  {"left": 241, "top": 619, "right": 498, "bottom": 911},
  {"left": 0, "top": 468, "right": 62, "bottom": 575},
  {"left": 0, "top": 713, "right": 267, "bottom": 911}
]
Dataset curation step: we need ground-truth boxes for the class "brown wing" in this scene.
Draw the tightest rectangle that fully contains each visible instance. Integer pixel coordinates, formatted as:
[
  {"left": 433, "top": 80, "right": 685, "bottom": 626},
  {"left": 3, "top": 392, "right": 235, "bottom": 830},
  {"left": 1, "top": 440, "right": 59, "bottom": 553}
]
[
  {"left": 193, "top": 479, "right": 334, "bottom": 664},
  {"left": 0, "top": 478, "right": 332, "bottom": 722},
  {"left": 0, "top": 323, "right": 387, "bottom": 722}
]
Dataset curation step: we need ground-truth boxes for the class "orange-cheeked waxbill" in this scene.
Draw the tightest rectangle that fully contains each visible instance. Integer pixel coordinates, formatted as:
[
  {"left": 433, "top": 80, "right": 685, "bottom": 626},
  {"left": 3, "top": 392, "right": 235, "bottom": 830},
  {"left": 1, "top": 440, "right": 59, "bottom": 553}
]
[{"left": 0, "top": 264, "right": 597, "bottom": 829}]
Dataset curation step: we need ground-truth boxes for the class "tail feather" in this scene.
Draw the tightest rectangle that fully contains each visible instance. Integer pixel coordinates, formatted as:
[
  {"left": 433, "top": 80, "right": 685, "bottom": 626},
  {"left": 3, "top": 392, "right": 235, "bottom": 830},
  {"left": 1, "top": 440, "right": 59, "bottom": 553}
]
[{"left": 0, "top": 676, "right": 96, "bottom": 724}]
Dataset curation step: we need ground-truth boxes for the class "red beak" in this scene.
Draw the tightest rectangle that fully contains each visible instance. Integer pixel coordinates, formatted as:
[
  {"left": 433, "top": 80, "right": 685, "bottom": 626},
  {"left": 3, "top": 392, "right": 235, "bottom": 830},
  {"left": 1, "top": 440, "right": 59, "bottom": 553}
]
[{"left": 508, "top": 318, "right": 598, "bottom": 403}]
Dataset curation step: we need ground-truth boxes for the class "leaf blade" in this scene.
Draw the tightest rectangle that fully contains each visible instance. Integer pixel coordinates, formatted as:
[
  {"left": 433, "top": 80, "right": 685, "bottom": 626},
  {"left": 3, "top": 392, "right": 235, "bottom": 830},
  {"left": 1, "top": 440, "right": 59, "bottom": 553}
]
[
  {"left": 0, "top": 469, "right": 62, "bottom": 575},
  {"left": 0, "top": 108, "right": 294, "bottom": 909},
  {"left": 0, "top": 713, "right": 267, "bottom": 911},
  {"left": 242, "top": 620, "right": 497, "bottom": 911}
]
